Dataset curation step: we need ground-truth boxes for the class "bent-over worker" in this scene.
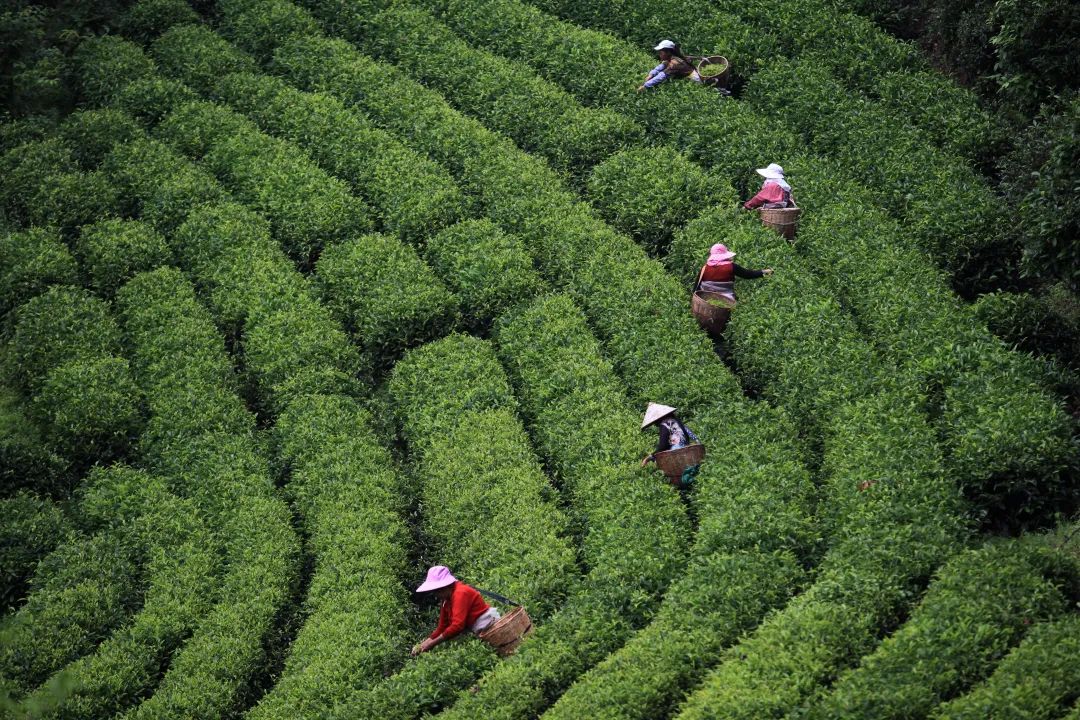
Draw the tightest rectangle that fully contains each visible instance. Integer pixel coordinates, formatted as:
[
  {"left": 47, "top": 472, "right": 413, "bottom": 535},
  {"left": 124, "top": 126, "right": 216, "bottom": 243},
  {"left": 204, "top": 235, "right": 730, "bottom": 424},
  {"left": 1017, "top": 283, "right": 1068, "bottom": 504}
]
[
  {"left": 637, "top": 40, "right": 701, "bottom": 92},
  {"left": 411, "top": 565, "right": 500, "bottom": 656},
  {"left": 695, "top": 243, "right": 773, "bottom": 299},
  {"left": 743, "top": 163, "right": 794, "bottom": 209},
  {"left": 640, "top": 402, "right": 699, "bottom": 467}
]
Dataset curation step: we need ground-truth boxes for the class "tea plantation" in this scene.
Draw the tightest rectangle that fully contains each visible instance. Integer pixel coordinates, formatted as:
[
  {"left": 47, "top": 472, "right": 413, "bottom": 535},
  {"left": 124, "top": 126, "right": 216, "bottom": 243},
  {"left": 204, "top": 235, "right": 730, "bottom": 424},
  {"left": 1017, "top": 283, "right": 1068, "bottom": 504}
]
[{"left": 1, "top": 0, "right": 1078, "bottom": 718}]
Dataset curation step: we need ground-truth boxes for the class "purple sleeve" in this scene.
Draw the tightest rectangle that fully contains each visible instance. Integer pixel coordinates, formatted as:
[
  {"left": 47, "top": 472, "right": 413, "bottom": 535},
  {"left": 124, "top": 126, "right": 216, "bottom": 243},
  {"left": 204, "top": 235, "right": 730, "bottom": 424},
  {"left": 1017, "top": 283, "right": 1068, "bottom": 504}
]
[{"left": 643, "top": 70, "right": 668, "bottom": 88}]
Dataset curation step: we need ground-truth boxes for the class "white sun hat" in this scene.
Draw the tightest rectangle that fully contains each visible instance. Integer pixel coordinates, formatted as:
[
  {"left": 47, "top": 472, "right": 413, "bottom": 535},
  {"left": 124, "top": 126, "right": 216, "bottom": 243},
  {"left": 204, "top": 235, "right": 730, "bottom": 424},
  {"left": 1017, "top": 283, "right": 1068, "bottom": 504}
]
[
  {"left": 653, "top": 39, "right": 677, "bottom": 51},
  {"left": 642, "top": 402, "right": 677, "bottom": 429},
  {"left": 756, "top": 163, "right": 785, "bottom": 179}
]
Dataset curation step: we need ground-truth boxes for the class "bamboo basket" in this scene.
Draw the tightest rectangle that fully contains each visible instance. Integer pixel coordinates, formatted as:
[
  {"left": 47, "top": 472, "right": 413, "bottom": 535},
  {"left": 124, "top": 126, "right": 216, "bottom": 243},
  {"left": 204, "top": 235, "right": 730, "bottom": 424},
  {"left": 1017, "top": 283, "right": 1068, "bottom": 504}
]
[
  {"left": 654, "top": 444, "right": 706, "bottom": 486},
  {"left": 695, "top": 55, "right": 730, "bottom": 88},
  {"left": 477, "top": 606, "right": 533, "bottom": 657},
  {"left": 692, "top": 290, "right": 736, "bottom": 338},
  {"left": 759, "top": 205, "right": 801, "bottom": 240}
]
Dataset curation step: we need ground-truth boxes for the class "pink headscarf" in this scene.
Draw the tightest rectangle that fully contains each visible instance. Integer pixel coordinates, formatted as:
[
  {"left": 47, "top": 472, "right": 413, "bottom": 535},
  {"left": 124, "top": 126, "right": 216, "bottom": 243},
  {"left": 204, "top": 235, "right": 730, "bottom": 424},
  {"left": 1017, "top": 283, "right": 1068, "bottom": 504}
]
[{"left": 706, "top": 243, "right": 736, "bottom": 266}]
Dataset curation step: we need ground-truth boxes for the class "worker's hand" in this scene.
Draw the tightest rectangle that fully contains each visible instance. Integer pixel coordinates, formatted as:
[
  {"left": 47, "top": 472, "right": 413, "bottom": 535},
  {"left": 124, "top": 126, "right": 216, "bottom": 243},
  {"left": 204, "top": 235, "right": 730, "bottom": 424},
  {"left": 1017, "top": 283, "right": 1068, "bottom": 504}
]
[
  {"left": 412, "top": 638, "right": 435, "bottom": 656},
  {"left": 640, "top": 455, "right": 652, "bottom": 467},
  {"left": 636, "top": 85, "right": 645, "bottom": 93},
  {"left": 763, "top": 268, "right": 774, "bottom": 276}
]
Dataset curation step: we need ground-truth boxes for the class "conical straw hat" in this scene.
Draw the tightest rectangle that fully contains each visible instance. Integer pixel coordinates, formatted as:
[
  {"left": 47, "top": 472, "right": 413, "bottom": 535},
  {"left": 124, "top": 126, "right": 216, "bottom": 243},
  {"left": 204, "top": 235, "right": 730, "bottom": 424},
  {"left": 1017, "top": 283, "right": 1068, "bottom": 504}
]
[{"left": 642, "top": 402, "right": 677, "bottom": 429}]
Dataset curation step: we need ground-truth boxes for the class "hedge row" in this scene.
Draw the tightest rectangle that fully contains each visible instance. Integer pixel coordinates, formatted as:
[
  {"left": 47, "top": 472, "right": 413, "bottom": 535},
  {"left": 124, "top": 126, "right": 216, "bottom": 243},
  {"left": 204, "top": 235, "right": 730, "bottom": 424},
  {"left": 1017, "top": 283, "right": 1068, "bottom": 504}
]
[
  {"left": 7, "top": 286, "right": 143, "bottom": 467},
  {"left": 930, "top": 613, "right": 1080, "bottom": 720},
  {"left": 0, "top": 526, "right": 144, "bottom": 697},
  {"left": 152, "top": 95, "right": 371, "bottom": 267},
  {"left": 0, "top": 492, "right": 70, "bottom": 611},
  {"left": 743, "top": 58, "right": 1000, "bottom": 265},
  {"left": 674, "top": 389, "right": 968, "bottom": 720},
  {"left": 75, "top": 218, "right": 172, "bottom": 298},
  {"left": 388, "top": 334, "right": 577, "bottom": 617},
  {"left": 803, "top": 540, "right": 1072, "bottom": 719},
  {"left": 0, "top": 227, "right": 78, "bottom": 319},
  {"left": 249, "top": 394, "right": 413, "bottom": 720},
  {"left": 115, "top": 267, "right": 300, "bottom": 719},
  {"left": 20, "top": 470, "right": 219, "bottom": 720},
  {"left": 791, "top": 168, "right": 1076, "bottom": 522},
  {"left": 0, "top": 387, "right": 66, "bottom": 498},
  {"left": 420, "top": 294, "right": 689, "bottom": 719},
  {"left": 211, "top": 70, "right": 466, "bottom": 245}
]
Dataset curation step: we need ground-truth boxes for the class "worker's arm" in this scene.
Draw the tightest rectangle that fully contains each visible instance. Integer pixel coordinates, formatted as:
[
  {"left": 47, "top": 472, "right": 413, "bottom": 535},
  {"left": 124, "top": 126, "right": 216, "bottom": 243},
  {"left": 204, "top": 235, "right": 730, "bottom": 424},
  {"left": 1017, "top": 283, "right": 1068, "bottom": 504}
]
[{"left": 733, "top": 263, "right": 773, "bottom": 279}]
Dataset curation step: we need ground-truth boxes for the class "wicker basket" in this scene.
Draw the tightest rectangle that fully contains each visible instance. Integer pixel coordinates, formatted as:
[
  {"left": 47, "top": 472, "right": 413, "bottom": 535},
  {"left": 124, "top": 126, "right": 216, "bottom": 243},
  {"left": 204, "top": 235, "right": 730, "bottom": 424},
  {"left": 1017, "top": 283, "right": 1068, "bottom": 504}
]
[
  {"left": 692, "top": 291, "right": 735, "bottom": 338},
  {"left": 477, "top": 606, "right": 533, "bottom": 657},
  {"left": 654, "top": 444, "right": 706, "bottom": 486},
  {"left": 759, "top": 205, "right": 801, "bottom": 240},
  {"left": 696, "top": 55, "right": 730, "bottom": 88}
]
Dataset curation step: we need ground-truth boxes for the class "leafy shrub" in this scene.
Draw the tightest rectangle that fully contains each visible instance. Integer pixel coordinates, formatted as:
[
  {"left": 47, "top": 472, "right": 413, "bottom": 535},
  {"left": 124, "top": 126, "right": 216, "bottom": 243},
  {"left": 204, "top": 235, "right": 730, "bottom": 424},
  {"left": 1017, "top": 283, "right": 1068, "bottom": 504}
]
[
  {"left": 57, "top": 108, "right": 141, "bottom": 169},
  {"left": 10, "top": 47, "right": 70, "bottom": 118},
  {"left": 119, "top": 0, "right": 200, "bottom": 44},
  {"left": 151, "top": 23, "right": 257, "bottom": 94},
  {"left": 316, "top": 234, "right": 459, "bottom": 366},
  {"left": 73, "top": 35, "right": 156, "bottom": 105},
  {"left": 359, "top": 4, "right": 644, "bottom": 176},
  {"left": 425, "top": 219, "right": 544, "bottom": 327},
  {"left": 212, "top": 71, "right": 467, "bottom": 244},
  {"left": 0, "top": 387, "right": 67, "bottom": 498},
  {"left": 32, "top": 356, "right": 143, "bottom": 465},
  {"left": 0, "top": 227, "right": 78, "bottom": 318},
  {"left": 7, "top": 286, "right": 121, "bottom": 393},
  {"left": 218, "top": 0, "right": 320, "bottom": 63},
  {"left": 103, "top": 136, "right": 228, "bottom": 233},
  {"left": 27, "top": 169, "right": 121, "bottom": 234},
  {"left": 587, "top": 147, "right": 732, "bottom": 253},
  {"left": 0, "top": 530, "right": 143, "bottom": 696},
  {"left": 0, "top": 137, "right": 76, "bottom": 221},
  {"left": 389, "top": 335, "right": 577, "bottom": 615},
  {"left": 76, "top": 218, "right": 172, "bottom": 296},
  {"left": 0, "top": 492, "right": 69, "bottom": 611},
  {"left": 974, "top": 289, "right": 1080, "bottom": 361},
  {"left": 930, "top": 613, "right": 1080, "bottom": 720},
  {"left": 114, "top": 76, "right": 200, "bottom": 125},
  {"left": 805, "top": 541, "right": 1070, "bottom": 719}
]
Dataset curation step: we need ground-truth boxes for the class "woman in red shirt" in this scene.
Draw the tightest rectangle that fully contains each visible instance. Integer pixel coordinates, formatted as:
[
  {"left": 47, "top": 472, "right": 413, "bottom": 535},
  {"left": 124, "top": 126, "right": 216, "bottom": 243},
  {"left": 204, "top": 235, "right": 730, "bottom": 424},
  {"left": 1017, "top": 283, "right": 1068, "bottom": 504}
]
[
  {"left": 411, "top": 565, "right": 501, "bottom": 656},
  {"left": 744, "top": 163, "right": 793, "bottom": 209},
  {"left": 695, "top": 243, "right": 773, "bottom": 299}
]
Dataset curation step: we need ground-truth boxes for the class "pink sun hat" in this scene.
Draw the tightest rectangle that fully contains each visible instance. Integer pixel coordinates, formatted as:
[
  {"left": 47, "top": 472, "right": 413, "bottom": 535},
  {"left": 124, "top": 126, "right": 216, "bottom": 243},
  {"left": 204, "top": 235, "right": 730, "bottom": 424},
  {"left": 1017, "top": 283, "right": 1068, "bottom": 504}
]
[
  {"left": 416, "top": 565, "right": 458, "bottom": 593},
  {"left": 707, "top": 243, "right": 736, "bottom": 266}
]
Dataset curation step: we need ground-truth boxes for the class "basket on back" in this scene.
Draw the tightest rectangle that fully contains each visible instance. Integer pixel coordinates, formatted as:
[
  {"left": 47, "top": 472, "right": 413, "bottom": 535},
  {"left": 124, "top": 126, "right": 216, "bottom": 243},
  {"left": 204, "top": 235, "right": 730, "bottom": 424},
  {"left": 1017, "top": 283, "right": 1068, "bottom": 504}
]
[
  {"left": 695, "top": 55, "right": 730, "bottom": 88},
  {"left": 692, "top": 290, "right": 735, "bottom": 338},
  {"left": 759, "top": 205, "right": 801, "bottom": 240},
  {"left": 654, "top": 443, "right": 706, "bottom": 486},
  {"left": 477, "top": 605, "right": 533, "bottom": 657}
]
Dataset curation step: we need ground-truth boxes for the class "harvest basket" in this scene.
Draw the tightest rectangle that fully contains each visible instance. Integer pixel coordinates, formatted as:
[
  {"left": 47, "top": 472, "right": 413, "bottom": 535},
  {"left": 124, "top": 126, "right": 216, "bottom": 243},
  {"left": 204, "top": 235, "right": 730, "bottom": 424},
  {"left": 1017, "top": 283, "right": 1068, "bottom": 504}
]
[
  {"left": 477, "top": 606, "right": 533, "bottom": 657},
  {"left": 654, "top": 444, "right": 706, "bottom": 486},
  {"left": 695, "top": 55, "right": 730, "bottom": 88},
  {"left": 692, "top": 290, "right": 736, "bottom": 338},
  {"left": 759, "top": 205, "right": 801, "bottom": 240}
]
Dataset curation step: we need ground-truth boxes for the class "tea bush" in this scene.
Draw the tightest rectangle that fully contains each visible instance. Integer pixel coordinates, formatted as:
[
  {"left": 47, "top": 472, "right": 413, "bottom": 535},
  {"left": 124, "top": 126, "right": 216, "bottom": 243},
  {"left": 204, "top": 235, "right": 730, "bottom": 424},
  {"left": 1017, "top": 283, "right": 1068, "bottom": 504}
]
[
  {"left": 72, "top": 35, "right": 157, "bottom": 106},
  {"left": 0, "top": 492, "right": 70, "bottom": 611},
  {"left": 119, "top": 0, "right": 200, "bottom": 44},
  {"left": 57, "top": 108, "right": 141, "bottom": 170},
  {"left": 316, "top": 234, "right": 459, "bottom": 366},
  {"left": 804, "top": 541, "right": 1072, "bottom": 719},
  {"left": 76, "top": 219, "right": 172, "bottom": 296},
  {"left": 930, "top": 613, "right": 1080, "bottom": 720},
  {"left": 0, "top": 228, "right": 78, "bottom": 318},
  {"left": 389, "top": 334, "right": 577, "bottom": 616},
  {"left": 151, "top": 23, "right": 257, "bottom": 94}
]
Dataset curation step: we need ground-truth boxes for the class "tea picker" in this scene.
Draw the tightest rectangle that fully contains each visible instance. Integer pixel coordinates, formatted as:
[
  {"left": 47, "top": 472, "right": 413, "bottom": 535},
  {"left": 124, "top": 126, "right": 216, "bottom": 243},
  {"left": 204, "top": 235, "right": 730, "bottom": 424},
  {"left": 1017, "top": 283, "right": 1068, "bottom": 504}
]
[
  {"left": 744, "top": 163, "right": 802, "bottom": 240},
  {"left": 691, "top": 243, "right": 772, "bottom": 338},
  {"left": 640, "top": 403, "right": 705, "bottom": 487},
  {"left": 411, "top": 565, "right": 533, "bottom": 658},
  {"left": 637, "top": 39, "right": 731, "bottom": 92}
]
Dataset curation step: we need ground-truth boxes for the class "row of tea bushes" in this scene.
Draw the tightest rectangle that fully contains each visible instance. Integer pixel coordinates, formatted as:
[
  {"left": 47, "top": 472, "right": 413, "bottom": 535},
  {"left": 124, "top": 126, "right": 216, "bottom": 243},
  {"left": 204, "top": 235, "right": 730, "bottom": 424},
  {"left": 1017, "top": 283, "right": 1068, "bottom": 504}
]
[
  {"left": 930, "top": 612, "right": 1080, "bottom": 720},
  {"left": 425, "top": 293, "right": 689, "bottom": 719},
  {"left": 115, "top": 267, "right": 300, "bottom": 719},
  {"left": 0, "top": 492, "right": 69, "bottom": 610},
  {"left": 0, "top": 228, "right": 78, "bottom": 327},
  {"left": 388, "top": 334, "right": 578, "bottom": 618},
  {"left": 803, "top": 540, "right": 1074, "bottom": 719},
  {"left": 18, "top": 469, "right": 219, "bottom": 720}
]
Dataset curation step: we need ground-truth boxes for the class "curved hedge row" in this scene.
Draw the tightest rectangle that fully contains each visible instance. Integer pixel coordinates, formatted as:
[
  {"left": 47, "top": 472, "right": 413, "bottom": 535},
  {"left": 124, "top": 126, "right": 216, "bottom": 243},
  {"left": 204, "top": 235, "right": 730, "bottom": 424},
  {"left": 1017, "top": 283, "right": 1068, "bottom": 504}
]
[
  {"left": 20, "top": 472, "right": 219, "bottom": 720},
  {"left": 422, "top": 294, "right": 689, "bottom": 719},
  {"left": 116, "top": 268, "right": 300, "bottom": 719},
  {"left": 930, "top": 613, "right": 1080, "bottom": 720},
  {"left": 388, "top": 334, "right": 577, "bottom": 617},
  {"left": 803, "top": 541, "right": 1072, "bottom": 719},
  {"left": 0, "top": 227, "right": 77, "bottom": 319},
  {"left": 0, "top": 528, "right": 144, "bottom": 697},
  {"left": 0, "top": 492, "right": 69, "bottom": 612},
  {"left": 76, "top": 219, "right": 172, "bottom": 297},
  {"left": 211, "top": 70, "right": 466, "bottom": 245}
]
